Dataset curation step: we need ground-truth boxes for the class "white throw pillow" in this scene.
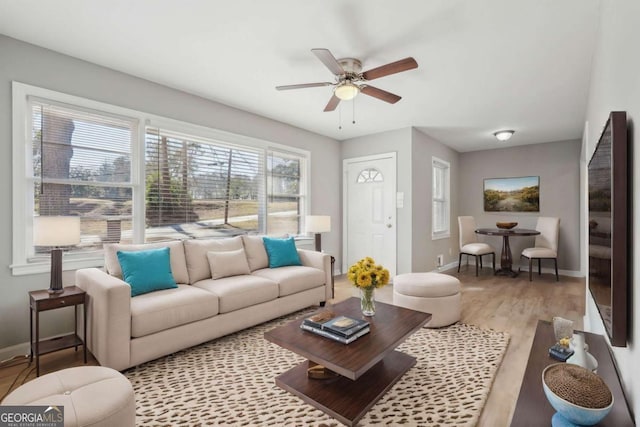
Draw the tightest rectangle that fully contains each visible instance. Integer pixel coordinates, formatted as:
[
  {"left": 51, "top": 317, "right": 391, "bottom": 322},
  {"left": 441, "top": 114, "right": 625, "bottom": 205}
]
[
  {"left": 184, "top": 236, "right": 243, "bottom": 283},
  {"left": 241, "top": 235, "right": 269, "bottom": 271},
  {"left": 206, "top": 248, "right": 251, "bottom": 279}
]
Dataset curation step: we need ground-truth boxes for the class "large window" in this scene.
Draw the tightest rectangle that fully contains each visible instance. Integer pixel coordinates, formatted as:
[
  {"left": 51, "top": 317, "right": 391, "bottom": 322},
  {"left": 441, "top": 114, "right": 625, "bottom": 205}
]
[
  {"left": 12, "top": 83, "right": 309, "bottom": 274},
  {"left": 30, "top": 99, "right": 136, "bottom": 258},
  {"left": 432, "top": 157, "right": 450, "bottom": 239}
]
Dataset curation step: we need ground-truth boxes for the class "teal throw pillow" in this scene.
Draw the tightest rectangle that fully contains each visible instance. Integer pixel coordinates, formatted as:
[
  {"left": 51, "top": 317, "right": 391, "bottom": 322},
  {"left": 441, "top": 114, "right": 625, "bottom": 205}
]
[
  {"left": 262, "top": 236, "right": 302, "bottom": 268},
  {"left": 116, "top": 247, "right": 178, "bottom": 297}
]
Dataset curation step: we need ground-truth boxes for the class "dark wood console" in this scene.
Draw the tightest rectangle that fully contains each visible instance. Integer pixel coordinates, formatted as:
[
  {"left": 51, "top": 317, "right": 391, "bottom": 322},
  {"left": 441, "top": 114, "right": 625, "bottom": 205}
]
[{"left": 510, "top": 320, "right": 633, "bottom": 426}]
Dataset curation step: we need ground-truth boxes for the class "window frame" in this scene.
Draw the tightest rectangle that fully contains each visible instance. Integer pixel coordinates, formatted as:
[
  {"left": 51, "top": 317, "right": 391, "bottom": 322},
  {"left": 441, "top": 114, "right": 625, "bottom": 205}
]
[
  {"left": 29, "top": 96, "right": 138, "bottom": 259},
  {"left": 12, "top": 82, "right": 310, "bottom": 275},
  {"left": 431, "top": 156, "right": 451, "bottom": 240},
  {"left": 266, "top": 148, "right": 308, "bottom": 235}
]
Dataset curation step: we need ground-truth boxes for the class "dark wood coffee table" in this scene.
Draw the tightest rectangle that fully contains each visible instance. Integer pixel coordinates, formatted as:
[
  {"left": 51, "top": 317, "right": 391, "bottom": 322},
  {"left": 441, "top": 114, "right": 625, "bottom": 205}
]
[{"left": 264, "top": 297, "right": 431, "bottom": 426}]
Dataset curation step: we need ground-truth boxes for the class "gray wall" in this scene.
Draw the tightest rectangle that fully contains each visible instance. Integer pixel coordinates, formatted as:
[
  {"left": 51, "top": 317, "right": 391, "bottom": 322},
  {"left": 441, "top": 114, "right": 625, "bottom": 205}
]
[
  {"left": 341, "top": 128, "right": 413, "bottom": 274},
  {"left": 411, "top": 128, "right": 460, "bottom": 271},
  {"left": 0, "top": 35, "right": 340, "bottom": 351},
  {"left": 340, "top": 127, "right": 460, "bottom": 275},
  {"left": 458, "top": 140, "right": 581, "bottom": 272},
  {"left": 583, "top": 0, "right": 640, "bottom": 419}
]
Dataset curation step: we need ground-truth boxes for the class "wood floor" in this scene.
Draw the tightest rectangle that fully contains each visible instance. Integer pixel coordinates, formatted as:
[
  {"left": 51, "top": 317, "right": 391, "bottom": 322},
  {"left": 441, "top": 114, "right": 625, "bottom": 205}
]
[{"left": 1, "top": 266, "right": 585, "bottom": 427}]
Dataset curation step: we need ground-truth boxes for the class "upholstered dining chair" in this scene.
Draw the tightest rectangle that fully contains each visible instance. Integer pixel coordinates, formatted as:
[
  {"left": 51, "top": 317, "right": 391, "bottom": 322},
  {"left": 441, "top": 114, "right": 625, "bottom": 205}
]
[
  {"left": 458, "top": 216, "right": 496, "bottom": 276},
  {"left": 520, "top": 216, "right": 560, "bottom": 281}
]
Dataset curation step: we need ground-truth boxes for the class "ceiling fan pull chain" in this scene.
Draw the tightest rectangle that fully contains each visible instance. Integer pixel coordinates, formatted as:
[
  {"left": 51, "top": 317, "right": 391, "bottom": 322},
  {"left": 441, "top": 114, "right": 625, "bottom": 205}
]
[
  {"left": 352, "top": 98, "right": 356, "bottom": 125},
  {"left": 338, "top": 103, "right": 342, "bottom": 130}
]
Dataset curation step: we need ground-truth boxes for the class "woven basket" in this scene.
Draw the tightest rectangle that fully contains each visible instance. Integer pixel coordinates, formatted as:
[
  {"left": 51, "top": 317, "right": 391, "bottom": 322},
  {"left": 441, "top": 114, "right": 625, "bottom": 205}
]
[{"left": 544, "top": 363, "right": 612, "bottom": 409}]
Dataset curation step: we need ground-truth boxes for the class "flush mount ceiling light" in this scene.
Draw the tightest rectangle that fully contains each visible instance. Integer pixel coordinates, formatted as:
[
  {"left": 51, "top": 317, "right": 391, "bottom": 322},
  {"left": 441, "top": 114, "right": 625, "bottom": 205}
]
[
  {"left": 493, "top": 130, "right": 515, "bottom": 141},
  {"left": 334, "top": 82, "right": 360, "bottom": 101}
]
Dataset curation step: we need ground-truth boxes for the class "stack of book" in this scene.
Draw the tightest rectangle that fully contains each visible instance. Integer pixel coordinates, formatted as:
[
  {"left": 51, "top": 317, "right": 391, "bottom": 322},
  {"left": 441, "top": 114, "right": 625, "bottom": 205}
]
[{"left": 300, "top": 311, "right": 370, "bottom": 344}]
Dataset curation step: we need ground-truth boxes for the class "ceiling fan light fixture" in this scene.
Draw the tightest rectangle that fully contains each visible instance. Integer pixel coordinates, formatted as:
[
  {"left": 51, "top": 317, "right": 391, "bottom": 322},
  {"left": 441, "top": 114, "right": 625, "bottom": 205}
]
[
  {"left": 493, "top": 130, "right": 515, "bottom": 141},
  {"left": 334, "top": 82, "right": 360, "bottom": 101}
]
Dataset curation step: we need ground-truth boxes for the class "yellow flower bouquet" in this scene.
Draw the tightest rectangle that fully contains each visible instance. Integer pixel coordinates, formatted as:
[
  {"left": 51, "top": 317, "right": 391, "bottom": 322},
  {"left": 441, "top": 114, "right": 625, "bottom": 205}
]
[{"left": 347, "top": 257, "right": 390, "bottom": 316}]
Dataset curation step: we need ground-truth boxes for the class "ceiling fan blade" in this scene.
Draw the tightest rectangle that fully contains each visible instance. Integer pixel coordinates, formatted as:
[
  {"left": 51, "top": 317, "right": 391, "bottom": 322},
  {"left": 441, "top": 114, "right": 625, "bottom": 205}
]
[
  {"left": 362, "top": 57, "right": 418, "bottom": 81},
  {"left": 324, "top": 94, "right": 341, "bottom": 112},
  {"left": 312, "top": 48, "right": 345, "bottom": 76},
  {"left": 360, "top": 85, "right": 402, "bottom": 104},
  {"left": 276, "top": 82, "right": 333, "bottom": 90}
]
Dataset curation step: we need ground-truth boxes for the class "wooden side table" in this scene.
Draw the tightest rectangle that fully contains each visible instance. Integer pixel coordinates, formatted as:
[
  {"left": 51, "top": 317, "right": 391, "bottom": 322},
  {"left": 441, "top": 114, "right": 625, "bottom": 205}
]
[
  {"left": 29, "top": 286, "right": 87, "bottom": 376},
  {"left": 510, "top": 320, "right": 633, "bottom": 426}
]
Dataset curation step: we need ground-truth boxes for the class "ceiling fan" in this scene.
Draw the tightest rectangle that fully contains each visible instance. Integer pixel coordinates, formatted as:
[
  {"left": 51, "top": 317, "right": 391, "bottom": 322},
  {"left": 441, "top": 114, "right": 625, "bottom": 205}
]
[{"left": 276, "top": 48, "right": 418, "bottom": 112}]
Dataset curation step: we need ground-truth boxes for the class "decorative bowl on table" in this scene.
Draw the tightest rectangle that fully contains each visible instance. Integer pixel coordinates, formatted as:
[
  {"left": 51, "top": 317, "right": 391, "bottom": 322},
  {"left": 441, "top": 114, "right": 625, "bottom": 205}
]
[
  {"left": 542, "top": 363, "right": 613, "bottom": 426},
  {"left": 496, "top": 221, "right": 518, "bottom": 229}
]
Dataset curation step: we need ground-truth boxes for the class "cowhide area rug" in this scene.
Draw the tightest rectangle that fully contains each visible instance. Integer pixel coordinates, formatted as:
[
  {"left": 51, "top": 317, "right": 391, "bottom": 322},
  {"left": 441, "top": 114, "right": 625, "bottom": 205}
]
[{"left": 125, "top": 309, "right": 509, "bottom": 426}]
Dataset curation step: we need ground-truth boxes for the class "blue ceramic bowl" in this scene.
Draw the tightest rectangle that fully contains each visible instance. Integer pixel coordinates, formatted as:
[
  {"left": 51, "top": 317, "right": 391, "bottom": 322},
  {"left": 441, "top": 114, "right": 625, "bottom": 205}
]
[{"left": 542, "top": 364, "right": 614, "bottom": 426}]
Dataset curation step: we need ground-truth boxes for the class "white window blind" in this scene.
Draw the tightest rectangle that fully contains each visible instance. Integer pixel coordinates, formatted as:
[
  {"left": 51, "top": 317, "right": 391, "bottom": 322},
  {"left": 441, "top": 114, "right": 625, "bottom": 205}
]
[
  {"left": 144, "top": 127, "right": 263, "bottom": 242},
  {"left": 432, "top": 157, "right": 450, "bottom": 239},
  {"left": 267, "top": 149, "right": 306, "bottom": 235},
  {"left": 30, "top": 99, "right": 136, "bottom": 257},
  {"left": 13, "top": 83, "right": 311, "bottom": 275}
]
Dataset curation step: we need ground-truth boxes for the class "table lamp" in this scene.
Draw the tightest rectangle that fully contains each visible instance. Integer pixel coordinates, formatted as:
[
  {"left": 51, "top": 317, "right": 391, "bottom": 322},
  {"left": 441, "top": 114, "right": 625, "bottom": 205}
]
[
  {"left": 305, "top": 215, "right": 331, "bottom": 252},
  {"left": 33, "top": 216, "right": 81, "bottom": 294}
]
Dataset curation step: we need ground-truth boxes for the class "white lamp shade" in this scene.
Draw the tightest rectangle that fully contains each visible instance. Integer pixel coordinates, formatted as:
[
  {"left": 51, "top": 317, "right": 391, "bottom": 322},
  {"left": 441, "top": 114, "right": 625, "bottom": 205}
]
[
  {"left": 33, "top": 216, "right": 81, "bottom": 246},
  {"left": 305, "top": 215, "right": 331, "bottom": 233},
  {"left": 334, "top": 83, "right": 359, "bottom": 101}
]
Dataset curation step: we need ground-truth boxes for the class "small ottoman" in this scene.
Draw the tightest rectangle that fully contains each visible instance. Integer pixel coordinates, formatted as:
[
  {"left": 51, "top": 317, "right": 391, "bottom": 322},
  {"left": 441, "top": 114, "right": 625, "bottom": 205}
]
[
  {"left": 1, "top": 366, "right": 135, "bottom": 427},
  {"left": 393, "top": 272, "right": 461, "bottom": 328}
]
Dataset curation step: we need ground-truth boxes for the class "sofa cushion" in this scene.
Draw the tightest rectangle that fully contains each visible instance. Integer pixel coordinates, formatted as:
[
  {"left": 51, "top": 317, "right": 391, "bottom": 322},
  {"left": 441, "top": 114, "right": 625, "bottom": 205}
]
[
  {"left": 117, "top": 247, "right": 178, "bottom": 297},
  {"left": 252, "top": 266, "right": 325, "bottom": 297},
  {"left": 206, "top": 248, "right": 251, "bottom": 279},
  {"left": 130, "top": 285, "right": 219, "bottom": 338},
  {"left": 241, "top": 235, "right": 269, "bottom": 271},
  {"left": 262, "top": 237, "right": 302, "bottom": 268},
  {"left": 104, "top": 241, "right": 189, "bottom": 284},
  {"left": 184, "top": 237, "right": 243, "bottom": 283},
  {"left": 522, "top": 247, "right": 557, "bottom": 258},
  {"left": 192, "top": 275, "right": 278, "bottom": 313}
]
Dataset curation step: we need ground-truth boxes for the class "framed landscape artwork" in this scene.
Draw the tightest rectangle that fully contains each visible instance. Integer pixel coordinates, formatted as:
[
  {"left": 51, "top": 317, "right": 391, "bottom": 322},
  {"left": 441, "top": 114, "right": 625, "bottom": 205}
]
[{"left": 483, "top": 176, "right": 540, "bottom": 212}]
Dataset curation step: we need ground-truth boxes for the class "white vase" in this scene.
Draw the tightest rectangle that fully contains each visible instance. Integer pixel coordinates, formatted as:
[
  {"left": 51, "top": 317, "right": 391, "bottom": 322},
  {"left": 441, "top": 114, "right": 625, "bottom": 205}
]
[{"left": 566, "top": 333, "right": 598, "bottom": 372}]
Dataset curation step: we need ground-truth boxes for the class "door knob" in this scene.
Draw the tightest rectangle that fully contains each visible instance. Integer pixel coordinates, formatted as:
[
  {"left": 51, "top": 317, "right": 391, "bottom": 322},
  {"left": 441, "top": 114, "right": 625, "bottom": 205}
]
[{"left": 386, "top": 224, "right": 392, "bottom": 228}]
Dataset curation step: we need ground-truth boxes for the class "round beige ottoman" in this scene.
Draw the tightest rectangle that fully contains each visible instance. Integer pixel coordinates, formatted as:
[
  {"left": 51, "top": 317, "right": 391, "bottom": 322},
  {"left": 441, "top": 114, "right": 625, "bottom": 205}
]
[
  {"left": 1, "top": 366, "right": 135, "bottom": 427},
  {"left": 393, "top": 272, "right": 461, "bottom": 328}
]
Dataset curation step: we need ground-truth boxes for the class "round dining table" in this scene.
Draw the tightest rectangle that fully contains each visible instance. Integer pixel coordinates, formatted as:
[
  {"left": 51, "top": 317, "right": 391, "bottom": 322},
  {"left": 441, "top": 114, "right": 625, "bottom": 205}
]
[{"left": 475, "top": 228, "right": 540, "bottom": 277}]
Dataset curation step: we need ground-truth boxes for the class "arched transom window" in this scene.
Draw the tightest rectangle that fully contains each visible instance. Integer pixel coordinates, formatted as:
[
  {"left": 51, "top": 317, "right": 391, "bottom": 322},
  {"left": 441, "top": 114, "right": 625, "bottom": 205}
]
[{"left": 356, "top": 168, "right": 384, "bottom": 183}]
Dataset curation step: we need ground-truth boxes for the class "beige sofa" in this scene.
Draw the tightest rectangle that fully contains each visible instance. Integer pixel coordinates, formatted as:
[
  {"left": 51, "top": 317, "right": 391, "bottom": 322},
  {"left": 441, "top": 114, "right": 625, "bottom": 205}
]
[{"left": 76, "top": 235, "right": 332, "bottom": 371}]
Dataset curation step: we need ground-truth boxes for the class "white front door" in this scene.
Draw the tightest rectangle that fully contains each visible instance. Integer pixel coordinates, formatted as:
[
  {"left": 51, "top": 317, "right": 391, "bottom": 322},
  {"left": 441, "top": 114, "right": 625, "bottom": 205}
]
[{"left": 343, "top": 153, "right": 397, "bottom": 276}]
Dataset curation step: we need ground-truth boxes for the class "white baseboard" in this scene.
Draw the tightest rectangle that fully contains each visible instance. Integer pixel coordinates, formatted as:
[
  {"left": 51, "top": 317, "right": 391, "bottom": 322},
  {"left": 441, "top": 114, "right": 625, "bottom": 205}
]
[
  {"left": 0, "top": 331, "right": 73, "bottom": 364},
  {"left": 0, "top": 341, "right": 30, "bottom": 363},
  {"left": 431, "top": 261, "right": 459, "bottom": 273},
  {"left": 456, "top": 259, "right": 582, "bottom": 278}
]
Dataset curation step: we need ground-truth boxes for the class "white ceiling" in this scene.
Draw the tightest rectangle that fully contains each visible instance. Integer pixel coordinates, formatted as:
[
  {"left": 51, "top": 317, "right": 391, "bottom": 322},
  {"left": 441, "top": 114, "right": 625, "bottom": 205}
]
[{"left": 0, "top": 0, "right": 601, "bottom": 152}]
